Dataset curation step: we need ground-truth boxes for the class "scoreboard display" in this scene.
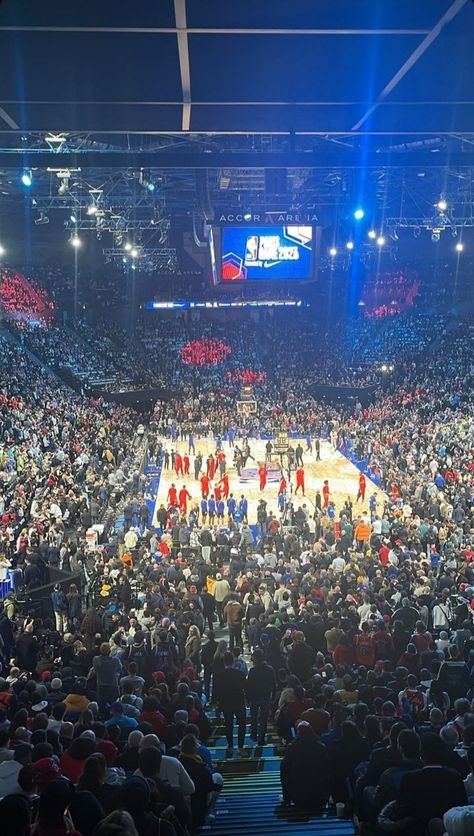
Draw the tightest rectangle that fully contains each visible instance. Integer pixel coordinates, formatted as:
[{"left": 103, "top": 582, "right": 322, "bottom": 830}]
[{"left": 220, "top": 225, "right": 314, "bottom": 282}]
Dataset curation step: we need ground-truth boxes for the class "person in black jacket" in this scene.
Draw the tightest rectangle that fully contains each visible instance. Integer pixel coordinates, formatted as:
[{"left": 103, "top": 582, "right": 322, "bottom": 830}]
[
  {"left": 245, "top": 649, "right": 276, "bottom": 746},
  {"left": 395, "top": 733, "right": 467, "bottom": 834},
  {"left": 217, "top": 651, "right": 246, "bottom": 756},
  {"left": 200, "top": 632, "right": 217, "bottom": 700},
  {"left": 280, "top": 720, "right": 329, "bottom": 810}
]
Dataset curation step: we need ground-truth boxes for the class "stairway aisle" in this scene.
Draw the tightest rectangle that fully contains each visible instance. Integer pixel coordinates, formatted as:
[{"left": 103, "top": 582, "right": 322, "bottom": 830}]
[{"left": 202, "top": 711, "right": 355, "bottom": 836}]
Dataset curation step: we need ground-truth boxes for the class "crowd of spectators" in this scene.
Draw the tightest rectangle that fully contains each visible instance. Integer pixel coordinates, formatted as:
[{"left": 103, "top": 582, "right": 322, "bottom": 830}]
[{"left": 0, "top": 265, "right": 473, "bottom": 832}]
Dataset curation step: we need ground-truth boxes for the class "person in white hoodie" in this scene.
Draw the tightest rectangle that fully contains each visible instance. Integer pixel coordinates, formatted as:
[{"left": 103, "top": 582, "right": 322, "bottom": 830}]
[{"left": 0, "top": 743, "right": 31, "bottom": 799}]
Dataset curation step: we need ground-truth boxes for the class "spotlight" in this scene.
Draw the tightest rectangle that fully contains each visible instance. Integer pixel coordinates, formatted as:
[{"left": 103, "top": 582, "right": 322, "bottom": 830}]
[
  {"left": 346, "top": 241, "right": 354, "bottom": 250},
  {"left": 431, "top": 230, "right": 441, "bottom": 242},
  {"left": 87, "top": 204, "right": 98, "bottom": 215},
  {"left": 0, "top": 244, "right": 4, "bottom": 256},
  {"left": 70, "top": 214, "right": 77, "bottom": 223},
  {"left": 437, "top": 199, "right": 447, "bottom": 211},
  {"left": 376, "top": 236, "right": 385, "bottom": 246},
  {"left": 21, "top": 171, "right": 32, "bottom": 187},
  {"left": 329, "top": 247, "right": 337, "bottom": 257},
  {"left": 243, "top": 211, "right": 252, "bottom": 221},
  {"left": 130, "top": 248, "right": 138, "bottom": 258},
  {"left": 368, "top": 229, "right": 377, "bottom": 239},
  {"left": 381, "top": 364, "right": 388, "bottom": 372},
  {"left": 131, "top": 263, "right": 137, "bottom": 271},
  {"left": 455, "top": 242, "right": 464, "bottom": 252},
  {"left": 34, "top": 211, "right": 49, "bottom": 225},
  {"left": 146, "top": 182, "right": 155, "bottom": 192},
  {"left": 124, "top": 242, "right": 132, "bottom": 252},
  {"left": 70, "top": 235, "right": 81, "bottom": 248},
  {"left": 353, "top": 208, "right": 365, "bottom": 220}
]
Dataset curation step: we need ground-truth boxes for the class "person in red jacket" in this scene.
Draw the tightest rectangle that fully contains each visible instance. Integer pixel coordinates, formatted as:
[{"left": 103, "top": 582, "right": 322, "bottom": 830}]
[
  {"left": 295, "top": 466, "right": 305, "bottom": 496},
  {"left": 259, "top": 464, "right": 267, "bottom": 491},
  {"left": 356, "top": 473, "right": 366, "bottom": 502},
  {"left": 322, "top": 480, "right": 330, "bottom": 509},
  {"left": 183, "top": 454, "right": 190, "bottom": 475},
  {"left": 175, "top": 452, "right": 183, "bottom": 476},
  {"left": 214, "top": 483, "right": 222, "bottom": 502},
  {"left": 200, "top": 473, "right": 210, "bottom": 498},
  {"left": 220, "top": 473, "right": 229, "bottom": 499},
  {"left": 179, "top": 486, "right": 192, "bottom": 514},
  {"left": 167, "top": 483, "right": 178, "bottom": 507}
]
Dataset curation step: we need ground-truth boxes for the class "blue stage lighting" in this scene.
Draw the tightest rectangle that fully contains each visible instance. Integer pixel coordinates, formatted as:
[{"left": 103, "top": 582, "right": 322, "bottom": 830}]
[
  {"left": 353, "top": 208, "right": 364, "bottom": 220},
  {"left": 147, "top": 182, "right": 155, "bottom": 192},
  {"left": 21, "top": 172, "right": 32, "bottom": 187}
]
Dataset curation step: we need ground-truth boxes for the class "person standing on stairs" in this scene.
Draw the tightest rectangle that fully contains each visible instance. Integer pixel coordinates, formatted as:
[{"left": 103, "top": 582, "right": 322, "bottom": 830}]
[
  {"left": 245, "top": 648, "right": 276, "bottom": 747},
  {"left": 218, "top": 651, "right": 247, "bottom": 758}
]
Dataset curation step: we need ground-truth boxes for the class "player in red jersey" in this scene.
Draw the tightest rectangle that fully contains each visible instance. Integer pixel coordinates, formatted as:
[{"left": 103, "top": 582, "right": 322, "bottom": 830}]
[
  {"left": 200, "top": 474, "right": 210, "bottom": 498},
  {"left": 323, "top": 480, "right": 330, "bottom": 509},
  {"left": 356, "top": 473, "right": 366, "bottom": 502},
  {"left": 167, "top": 483, "right": 178, "bottom": 507},
  {"left": 179, "top": 485, "right": 191, "bottom": 514},
  {"left": 295, "top": 466, "right": 305, "bottom": 496}
]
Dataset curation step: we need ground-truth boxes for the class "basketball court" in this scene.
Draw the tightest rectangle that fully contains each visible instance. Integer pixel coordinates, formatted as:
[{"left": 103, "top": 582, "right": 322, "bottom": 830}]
[{"left": 152, "top": 437, "right": 386, "bottom": 526}]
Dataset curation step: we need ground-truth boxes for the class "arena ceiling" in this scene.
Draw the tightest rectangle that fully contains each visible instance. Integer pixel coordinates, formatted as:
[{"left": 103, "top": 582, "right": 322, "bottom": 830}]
[
  {"left": 0, "top": 0, "right": 473, "bottom": 242},
  {"left": 0, "top": 0, "right": 473, "bottom": 154}
]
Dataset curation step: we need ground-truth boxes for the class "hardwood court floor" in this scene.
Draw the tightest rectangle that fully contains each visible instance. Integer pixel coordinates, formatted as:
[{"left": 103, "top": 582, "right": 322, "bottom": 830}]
[{"left": 153, "top": 438, "right": 386, "bottom": 525}]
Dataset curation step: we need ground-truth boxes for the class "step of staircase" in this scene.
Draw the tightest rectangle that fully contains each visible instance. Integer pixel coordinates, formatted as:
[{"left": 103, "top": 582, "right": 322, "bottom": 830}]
[{"left": 205, "top": 711, "right": 355, "bottom": 836}]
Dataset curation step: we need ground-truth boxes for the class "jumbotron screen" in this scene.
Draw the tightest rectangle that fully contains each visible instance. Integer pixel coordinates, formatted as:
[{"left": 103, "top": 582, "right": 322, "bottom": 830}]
[{"left": 221, "top": 225, "right": 314, "bottom": 281}]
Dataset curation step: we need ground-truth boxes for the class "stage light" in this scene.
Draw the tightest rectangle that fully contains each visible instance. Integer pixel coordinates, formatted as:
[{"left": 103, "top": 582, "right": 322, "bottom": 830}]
[
  {"left": 368, "top": 229, "right": 377, "bottom": 239},
  {"left": 130, "top": 248, "right": 138, "bottom": 258},
  {"left": 70, "top": 235, "right": 81, "bottom": 248},
  {"left": 346, "top": 241, "right": 354, "bottom": 250},
  {"left": 381, "top": 364, "right": 388, "bottom": 372},
  {"left": 21, "top": 172, "right": 32, "bottom": 187},
  {"left": 70, "top": 214, "right": 77, "bottom": 223},
  {"left": 147, "top": 182, "right": 155, "bottom": 192},
  {"left": 437, "top": 198, "right": 447, "bottom": 211},
  {"left": 87, "top": 204, "right": 98, "bottom": 215},
  {"left": 354, "top": 208, "right": 365, "bottom": 220},
  {"left": 124, "top": 242, "right": 132, "bottom": 251},
  {"left": 455, "top": 242, "right": 464, "bottom": 252},
  {"left": 0, "top": 244, "right": 5, "bottom": 256},
  {"left": 376, "top": 236, "right": 385, "bottom": 246},
  {"left": 329, "top": 247, "right": 337, "bottom": 257},
  {"left": 243, "top": 211, "right": 252, "bottom": 221},
  {"left": 131, "top": 263, "right": 137, "bottom": 271}
]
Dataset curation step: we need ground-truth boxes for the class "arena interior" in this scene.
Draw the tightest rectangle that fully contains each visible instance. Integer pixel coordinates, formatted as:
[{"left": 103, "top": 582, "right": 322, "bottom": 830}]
[{"left": 0, "top": 2, "right": 474, "bottom": 835}]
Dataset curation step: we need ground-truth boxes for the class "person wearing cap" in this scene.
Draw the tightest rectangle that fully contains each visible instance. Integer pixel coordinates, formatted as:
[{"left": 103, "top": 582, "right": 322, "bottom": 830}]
[
  {"left": 105, "top": 702, "right": 138, "bottom": 733},
  {"left": 280, "top": 720, "right": 329, "bottom": 810}
]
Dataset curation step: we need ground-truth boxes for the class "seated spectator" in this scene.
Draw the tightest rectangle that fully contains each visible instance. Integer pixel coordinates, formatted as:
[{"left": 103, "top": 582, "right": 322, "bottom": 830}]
[{"left": 280, "top": 720, "right": 329, "bottom": 810}]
